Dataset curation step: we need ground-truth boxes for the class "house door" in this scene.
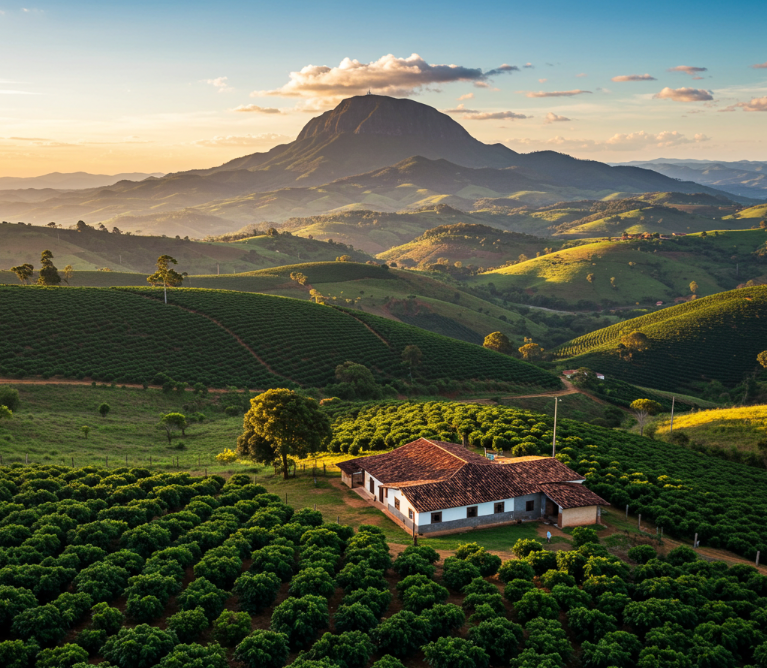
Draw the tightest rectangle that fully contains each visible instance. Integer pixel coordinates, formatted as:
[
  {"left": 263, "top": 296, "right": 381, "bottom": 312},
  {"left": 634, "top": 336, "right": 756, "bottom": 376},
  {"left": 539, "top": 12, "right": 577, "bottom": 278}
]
[
  {"left": 545, "top": 499, "right": 557, "bottom": 518},
  {"left": 369, "top": 477, "right": 374, "bottom": 494},
  {"left": 379, "top": 487, "right": 384, "bottom": 504}
]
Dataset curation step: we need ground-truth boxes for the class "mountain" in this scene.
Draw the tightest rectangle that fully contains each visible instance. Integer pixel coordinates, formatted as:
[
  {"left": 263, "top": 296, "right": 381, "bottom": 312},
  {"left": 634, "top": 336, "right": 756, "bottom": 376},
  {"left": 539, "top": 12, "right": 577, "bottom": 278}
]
[
  {"left": 0, "top": 95, "right": 743, "bottom": 230},
  {"left": 553, "top": 285, "right": 767, "bottom": 393},
  {"left": 615, "top": 159, "right": 767, "bottom": 200},
  {"left": 0, "top": 171, "right": 164, "bottom": 191}
]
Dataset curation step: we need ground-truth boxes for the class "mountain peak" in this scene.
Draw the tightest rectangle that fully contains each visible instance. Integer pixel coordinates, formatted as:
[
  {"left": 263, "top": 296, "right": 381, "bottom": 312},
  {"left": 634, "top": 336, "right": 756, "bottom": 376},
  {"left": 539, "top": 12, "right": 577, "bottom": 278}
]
[{"left": 296, "top": 95, "right": 474, "bottom": 142}]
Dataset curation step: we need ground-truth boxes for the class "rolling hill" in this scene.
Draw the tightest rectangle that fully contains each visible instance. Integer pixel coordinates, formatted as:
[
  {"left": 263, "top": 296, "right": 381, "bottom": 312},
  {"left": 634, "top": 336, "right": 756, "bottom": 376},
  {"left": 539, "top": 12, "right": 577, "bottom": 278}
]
[
  {"left": 0, "top": 222, "right": 370, "bottom": 274},
  {"left": 553, "top": 286, "right": 767, "bottom": 392},
  {"left": 470, "top": 229, "right": 767, "bottom": 309},
  {"left": 0, "top": 95, "right": 740, "bottom": 231},
  {"left": 0, "top": 285, "right": 561, "bottom": 393},
  {"left": 0, "top": 171, "right": 163, "bottom": 191}
]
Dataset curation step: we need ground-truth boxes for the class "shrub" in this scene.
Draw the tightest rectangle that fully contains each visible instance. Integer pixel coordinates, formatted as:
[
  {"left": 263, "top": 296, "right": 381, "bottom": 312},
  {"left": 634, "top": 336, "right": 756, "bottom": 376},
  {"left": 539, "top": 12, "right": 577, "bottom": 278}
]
[
  {"left": 515, "top": 590, "right": 560, "bottom": 624},
  {"left": 166, "top": 607, "right": 209, "bottom": 644},
  {"left": 422, "top": 637, "right": 490, "bottom": 668},
  {"left": 35, "top": 644, "right": 89, "bottom": 668},
  {"left": 571, "top": 527, "right": 600, "bottom": 547},
  {"left": 289, "top": 567, "right": 336, "bottom": 599},
  {"left": 420, "top": 603, "right": 465, "bottom": 639},
  {"left": 101, "top": 624, "right": 177, "bottom": 668},
  {"left": 525, "top": 619, "right": 571, "bottom": 662},
  {"left": 0, "top": 640, "right": 35, "bottom": 668},
  {"left": 120, "top": 523, "right": 171, "bottom": 558},
  {"left": 401, "top": 580, "right": 449, "bottom": 614},
  {"left": 550, "top": 584, "right": 591, "bottom": 611},
  {"left": 125, "top": 573, "right": 180, "bottom": 605},
  {"left": 270, "top": 595, "right": 328, "bottom": 648},
  {"left": 301, "top": 528, "right": 344, "bottom": 553},
  {"left": 0, "top": 585, "right": 37, "bottom": 626},
  {"left": 302, "top": 630, "right": 375, "bottom": 668},
  {"left": 596, "top": 592, "right": 632, "bottom": 621},
  {"left": 212, "top": 610, "right": 252, "bottom": 647},
  {"left": 335, "top": 561, "right": 388, "bottom": 593},
  {"left": 125, "top": 595, "right": 164, "bottom": 623},
  {"left": 370, "top": 657, "right": 406, "bottom": 668},
  {"left": 341, "top": 587, "right": 392, "bottom": 617},
  {"left": 251, "top": 546, "right": 294, "bottom": 582},
  {"left": 292, "top": 509, "right": 324, "bottom": 528},
  {"left": 526, "top": 550, "right": 558, "bottom": 576},
  {"left": 12, "top": 603, "right": 66, "bottom": 645},
  {"left": 581, "top": 630, "right": 643, "bottom": 668},
  {"left": 464, "top": 549, "right": 501, "bottom": 577},
  {"left": 511, "top": 539, "right": 542, "bottom": 558},
  {"left": 666, "top": 545, "right": 698, "bottom": 567},
  {"left": 194, "top": 550, "right": 242, "bottom": 590},
  {"left": 235, "top": 630, "right": 290, "bottom": 668},
  {"left": 392, "top": 553, "right": 435, "bottom": 579},
  {"left": 441, "top": 557, "right": 480, "bottom": 592},
  {"left": 401, "top": 545, "right": 439, "bottom": 564},
  {"left": 468, "top": 617, "right": 524, "bottom": 664},
  {"left": 510, "top": 649, "right": 565, "bottom": 668},
  {"left": 233, "top": 571, "right": 282, "bottom": 614},
  {"left": 462, "top": 592, "right": 504, "bottom": 614},
  {"left": 74, "top": 562, "right": 129, "bottom": 602},
  {"left": 627, "top": 545, "right": 657, "bottom": 564},
  {"left": 91, "top": 602, "right": 124, "bottom": 635},
  {"left": 567, "top": 607, "right": 618, "bottom": 642},
  {"left": 540, "top": 569, "right": 576, "bottom": 590},
  {"left": 498, "top": 559, "right": 536, "bottom": 583},
  {"left": 334, "top": 602, "right": 379, "bottom": 634},
  {"left": 371, "top": 610, "right": 431, "bottom": 658},
  {"left": 156, "top": 643, "right": 228, "bottom": 668},
  {"left": 176, "top": 578, "right": 230, "bottom": 622},
  {"left": 636, "top": 647, "right": 692, "bottom": 668},
  {"left": 623, "top": 598, "right": 696, "bottom": 635},
  {"left": 504, "top": 579, "right": 536, "bottom": 603}
]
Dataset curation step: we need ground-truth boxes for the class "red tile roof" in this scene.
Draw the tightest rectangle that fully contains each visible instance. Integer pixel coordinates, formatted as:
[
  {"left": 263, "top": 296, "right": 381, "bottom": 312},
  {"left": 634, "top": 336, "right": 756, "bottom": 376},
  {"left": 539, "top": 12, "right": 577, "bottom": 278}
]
[
  {"left": 341, "top": 439, "right": 596, "bottom": 513},
  {"left": 540, "top": 482, "right": 609, "bottom": 509}
]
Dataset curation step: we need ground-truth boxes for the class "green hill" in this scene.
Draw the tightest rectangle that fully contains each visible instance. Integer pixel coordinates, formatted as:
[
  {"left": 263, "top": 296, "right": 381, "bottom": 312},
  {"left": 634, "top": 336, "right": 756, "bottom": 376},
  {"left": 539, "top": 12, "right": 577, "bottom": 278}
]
[
  {"left": 469, "top": 229, "right": 767, "bottom": 309},
  {"left": 0, "top": 222, "right": 370, "bottom": 274},
  {"left": 553, "top": 286, "right": 767, "bottom": 392},
  {"left": 723, "top": 202, "right": 767, "bottom": 221},
  {"left": 0, "top": 285, "right": 560, "bottom": 392}
]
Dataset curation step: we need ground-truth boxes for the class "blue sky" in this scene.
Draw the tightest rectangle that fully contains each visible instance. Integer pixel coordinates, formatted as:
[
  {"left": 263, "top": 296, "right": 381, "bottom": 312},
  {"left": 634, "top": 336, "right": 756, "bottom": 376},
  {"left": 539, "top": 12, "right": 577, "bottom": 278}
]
[{"left": 1, "top": 0, "right": 766, "bottom": 175}]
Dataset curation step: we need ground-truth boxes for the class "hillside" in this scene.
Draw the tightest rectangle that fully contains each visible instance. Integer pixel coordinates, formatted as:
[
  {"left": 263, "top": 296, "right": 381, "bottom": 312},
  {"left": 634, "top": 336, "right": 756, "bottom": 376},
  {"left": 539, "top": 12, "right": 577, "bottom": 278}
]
[
  {"left": 470, "top": 229, "right": 767, "bottom": 309},
  {"left": 0, "top": 285, "right": 560, "bottom": 392},
  {"left": 0, "top": 95, "right": 738, "bottom": 230},
  {"left": 0, "top": 222, "right": 370, "bottom": 274},
  {"left": 553, "top": 286, "right": 767, "bottom": 392},
  {"left": 378, "top": 223, "right": 565, "bottom": 269},
  {"left": 723, "top": 202, "right": 767, "bottom": 222}
]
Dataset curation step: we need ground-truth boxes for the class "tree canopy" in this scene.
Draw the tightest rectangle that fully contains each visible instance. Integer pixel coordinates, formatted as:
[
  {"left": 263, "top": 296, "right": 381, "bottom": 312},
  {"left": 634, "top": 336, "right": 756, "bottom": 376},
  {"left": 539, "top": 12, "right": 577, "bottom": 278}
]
[
  {"left": 37, "top": 250, "right": 61, "bottom": 286},
  {"left": 483, "top": 332, "right": 512, "bottom": 355}
]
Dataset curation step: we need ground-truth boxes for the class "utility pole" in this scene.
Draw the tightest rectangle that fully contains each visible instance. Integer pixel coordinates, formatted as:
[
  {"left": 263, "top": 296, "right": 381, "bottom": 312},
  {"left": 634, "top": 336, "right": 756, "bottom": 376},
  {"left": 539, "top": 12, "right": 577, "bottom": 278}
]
[
  {"left": 669, "top": 396, "right": 675, "bottom": 437},
  {"left": 552, "top": 398, "right": 560, "bottom": 457}
]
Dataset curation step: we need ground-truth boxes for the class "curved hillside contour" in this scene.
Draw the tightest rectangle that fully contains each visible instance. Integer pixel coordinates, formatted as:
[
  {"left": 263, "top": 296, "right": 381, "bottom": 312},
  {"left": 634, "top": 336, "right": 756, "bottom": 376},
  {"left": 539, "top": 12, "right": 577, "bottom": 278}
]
[{"left": 554, "top": 286, "right": 767, "bottom": 391}]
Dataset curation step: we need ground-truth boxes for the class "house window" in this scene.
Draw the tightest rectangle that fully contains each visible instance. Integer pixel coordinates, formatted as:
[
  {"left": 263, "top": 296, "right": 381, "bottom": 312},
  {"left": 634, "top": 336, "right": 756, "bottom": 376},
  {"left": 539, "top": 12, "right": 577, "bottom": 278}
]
[
  {"left": 431, "top": 512, "right": 442, "bottom": 523},
  {"left": 394, "top": 497, "right": 400, "bottom": 510},
  {"left": 525, "top": 500, "right": 535, "bottom": 512},
  {"left": 384, "top": 488, "right": 388, "bottom": 499},
  {"left": 494, "top": 502, "right": 505, "bottom": 514},
  {"left": 467, "top": 506, "right": 478, "bottom": 518},
  {"left": 408, "top": 508, "right": 414, "bottom": 520},
  {"left": 369, "top": 478, "right": 374, "bottom": 494}
]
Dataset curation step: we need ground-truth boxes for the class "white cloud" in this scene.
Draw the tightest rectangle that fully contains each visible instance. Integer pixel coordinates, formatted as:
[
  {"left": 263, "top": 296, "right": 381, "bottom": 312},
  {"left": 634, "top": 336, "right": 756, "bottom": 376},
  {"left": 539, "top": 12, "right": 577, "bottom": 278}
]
[
  {"left": 204, "top": 76, "right": 233, "bottom": 93},
  {"left": 505, "top": 129, "right": 709, "bottom": 152},
  {"left": 443, "top": 103, "right": 479, "bottom": 114},
  {"left": 231, "top": 104, "right": 282, "bottom": 114},
  {"left": 463, "top": 110, "right": 530, "bottom": 120},
  {"left": 576, "top": 73, "right": 587, "bottom": 78},
  {"left": 193, "top": 133, "right": 290, "bottom": 148},
  {"left": 458, "top": 93, "right": 474, "bottom": 100},
  {"left": 522, "top": 89, "right": 592, "bottom": 98},
  {"left": 654, "top": 86, "right": 713, "bottom": 102},
  {"left": 736, "top": 96, "right": 767, "bottom": 112},
  {"left": 667, "top": 65, "right": 707, "bottom": 77},
  {"left": 523, "top": 63, "right": 534, "bottom": 68},
  {"left": 538, "top": 78, "right": 547, "bottom": 83},
  {"left": 255, "top": 53, "right": 516, "bottom": 100},
  {"left": 544, "top": 112, "right": 571, "bottom": 123},
  {"left": 612, "top": 74, "right": 656, "bottom": 82}
]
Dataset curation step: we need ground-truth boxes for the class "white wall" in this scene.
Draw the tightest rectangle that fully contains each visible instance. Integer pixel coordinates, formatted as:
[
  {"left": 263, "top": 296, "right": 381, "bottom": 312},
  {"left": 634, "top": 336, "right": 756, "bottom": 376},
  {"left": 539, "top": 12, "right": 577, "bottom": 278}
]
[{"left": 415, "top": 496, "right": 519, "bottom": 525}]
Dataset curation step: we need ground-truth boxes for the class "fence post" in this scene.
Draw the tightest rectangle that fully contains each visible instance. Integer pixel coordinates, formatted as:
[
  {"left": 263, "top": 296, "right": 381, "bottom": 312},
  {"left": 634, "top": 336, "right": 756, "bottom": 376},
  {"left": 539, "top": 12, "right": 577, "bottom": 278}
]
[
  {"left": 337, "top": 516, "right": 340, "bottom": 524},
  {"left": 285, "top": 493, "right": 288, "bottom": 504},
  {"left": 25, "top": 453, "right": 28, "bottom": 465},
  {"left": 638, "top": 514, "right": 641, "bottom": 531},
  {"left": 204, "top": 468, "right": 207, "bottom": 477},
  {"left": 323, "top": 463, "right": 326, "bottom": 476},
  {"left": 625, "top": 504, "right": 629, "bottom": 519},
  {"left": 660, "top": 527, "right": 663, "bottom": 543},
  {"left": 757, "top": 551, "right": 760, "bottom": 567},
  {"left": 71, "top": 457, "right": 74, "bottom": 468},
  {"left": 105, "top": 456, "right": 108, "bottom": 468},
  {"left": 694, "top": 533, "right": 698, "bottom": 549}
]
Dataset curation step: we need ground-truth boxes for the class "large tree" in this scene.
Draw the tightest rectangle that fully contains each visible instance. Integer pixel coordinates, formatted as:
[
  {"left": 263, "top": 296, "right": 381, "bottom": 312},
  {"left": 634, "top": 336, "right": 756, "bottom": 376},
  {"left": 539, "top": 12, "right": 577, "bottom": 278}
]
[
  {"left": 37, "top": 250, "right": 61, "bottom": 286},
  {"left": 630, "top": 399, "right": 662, "bottom": 436},
  {"left": 401, "top": 344, "right": 423, "bottom": 381},
  {"left": 160, "top": 413, "right": 187, "bottom": 443},
  {"left": 518, "top": 338, "right": 544, "bottom": 361},
  {"left": 483, "top": 332, "right": 512, "bottom": 355},
  {"left": 147, "top": 255, "right": 184, "bottom": 304},
  {"left": 10, "top": 263, "right": 34, "bottom": 285},
  {"left": 62, "top": 264, "right": 74, "bottom": 285},
  {"left": 236, "top": 389, "right": 331, "bottom": 479}
]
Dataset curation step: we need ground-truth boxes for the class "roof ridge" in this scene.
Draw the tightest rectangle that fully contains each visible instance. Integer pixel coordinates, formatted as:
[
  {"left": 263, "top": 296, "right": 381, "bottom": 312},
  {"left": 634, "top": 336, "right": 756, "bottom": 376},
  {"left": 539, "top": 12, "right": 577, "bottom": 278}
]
[{"left": 423, "top": 438, "right": 474, "bottom": 463}]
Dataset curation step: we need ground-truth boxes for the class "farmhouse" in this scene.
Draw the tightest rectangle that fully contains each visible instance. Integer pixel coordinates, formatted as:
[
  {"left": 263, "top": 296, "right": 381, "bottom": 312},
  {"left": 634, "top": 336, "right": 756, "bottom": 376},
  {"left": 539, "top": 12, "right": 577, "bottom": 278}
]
[{"left": 338, "top": 438, "right": 607, "bottom": 535}]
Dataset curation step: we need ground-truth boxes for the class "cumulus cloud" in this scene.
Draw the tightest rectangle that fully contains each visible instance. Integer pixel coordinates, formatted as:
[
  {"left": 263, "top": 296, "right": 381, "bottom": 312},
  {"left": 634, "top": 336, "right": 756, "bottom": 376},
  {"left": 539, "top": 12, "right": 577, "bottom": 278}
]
[
  {"left": 735, "top": 96, "right": 767, "bottom": 111},
  {"left": 204, "top": 76, "right": 233, "bottom": 93},
  {"left": 231, "top": 104, "right": 282, "bottom": 114},
  {"left": 255, "top": 53, "right": 517, "bottom": 100},
  {"left": 612, "top": 73, "right": 656, "bottom": 82},
  {"left": 458, "top": 93, "right": 474, "bottom": 100},
  {"left": 538, "top": 78, "right": 547, "bottom": 83},
  {"left": 443, "top": 103, "right": 478, "bottom": 114},
  {"left": 576, "top": 73, "right": 587, "bottom": 78},
  {"left": 667, "top": 65, "right": 707, "bottom": 78},
  {"left": 506, "top": 129, "right": 709, "bottom": 152},
  {"left": 751, "top": 62, "right": 767, "bottom": 69},
  {"left": 193, "top": 133, "right": 290, "bottom": 148},
  {"left": 654, "top": 86, "right": 713, "bottom": 102},
  {"left": 522, "top": 89, "right": 592, "bottom": 98},
  {"left": 545, "top": 112, "right": 571, "bottom": 123},
  {"left": 462, "top": 110, "right": 530, "bottom": 120},
  {"left": 523, "top": 63, "right": 534, "bottom": 68}
]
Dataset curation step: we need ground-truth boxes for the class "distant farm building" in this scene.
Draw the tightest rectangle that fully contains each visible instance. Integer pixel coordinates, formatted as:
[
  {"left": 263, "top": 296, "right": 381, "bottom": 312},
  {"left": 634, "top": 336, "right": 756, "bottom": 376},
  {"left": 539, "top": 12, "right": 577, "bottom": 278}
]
[
  {"left": 562, "top": 369, "right": 604, "bottom": 380},
  {"left": 338, "top": 439, "right": 607, "bottom": 535}
]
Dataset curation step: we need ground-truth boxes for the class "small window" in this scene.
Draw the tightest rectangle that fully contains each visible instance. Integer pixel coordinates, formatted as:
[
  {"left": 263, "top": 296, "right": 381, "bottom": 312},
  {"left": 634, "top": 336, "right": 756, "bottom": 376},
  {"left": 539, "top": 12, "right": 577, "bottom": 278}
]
[
  {"left": 467, "top": 506, "right": 478, "bottom": 518},
  {"left": 369, "top": 478, "right": 374, "bottom": 494},
  {"left": 408, "top": 508, "right": 414, "bottom": 520},
  {"left": 431, "top": 512, "right": 442, "bottom": 523},
  {"left": 494, "top": 502, "right": 505, "bottom": 514},
  {"left": 394, "top": 497, "right": 400, "bottom": 510},
  {"left": 384, "top": 488, "right": 388, "bottom": 499},
  {"left": 525, "top": 500, "right": 535, "bottom": 512}
]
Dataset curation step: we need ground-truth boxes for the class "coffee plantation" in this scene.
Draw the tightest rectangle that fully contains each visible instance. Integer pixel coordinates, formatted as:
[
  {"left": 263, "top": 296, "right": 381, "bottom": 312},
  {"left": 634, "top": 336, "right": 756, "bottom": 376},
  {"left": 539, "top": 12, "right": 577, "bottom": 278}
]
[{"left": 0, "top": 463, "right": 765, "bottom": 668}]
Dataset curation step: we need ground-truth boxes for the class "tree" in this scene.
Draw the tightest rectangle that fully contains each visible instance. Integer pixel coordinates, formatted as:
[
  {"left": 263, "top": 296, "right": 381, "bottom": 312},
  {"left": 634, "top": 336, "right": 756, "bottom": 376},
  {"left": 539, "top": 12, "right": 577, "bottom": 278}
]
[
  {"left": 0, "top": 406, "right": 11, "bottom": 421},
  {"left": 166, "top": 608, "right": 209, "bottom": 643},
  {"left": 630, "top": 398, "right": 662, "bottom": 436},
  {"left": 423, "top": 637, "right": 489, "bottom": 668},
  {"left": 587, "top": 273, "right": 595, "bottom": 284},
  {"left": 235, "top": 630, "right": 290, "bottom": 668},
  {"left": 62, "top": 264, "right": 74, "bottom": 284},
  {"left": 10, "top": 263, "right": 34, "bottom": 284},
  {"left": 80, "top": 425, "right": 90, "bottom": 439},
  {"left": 519, "top": 339, "right": 544, "bottom": 361},
  {"left": 399, "top": 344, "right": 424, "bottom": 383},
  {"left": 36, "top": 644, "right": 89, "bottom": 668},
  {"left": 333, "top": 362, "right": 381, "bottom": 400},
  {"left": 309, "top": 289, "right": 325, "bottom": 304},
  {"left": 468, "top": 618, "right": 524, "bottom": 664},
  {"left": 236, "top": 389, "right": 332, "bottom": 479},
  {"left": 160, "top": 413, "right": 187, "bottom": 443},
  {"left": 233, "top": 572, "right": 281, "bottom": 614},
  {"left": 212, "top": 610, "right": 252, "bottom": 647},
  {"left": 689, "top": 280, "right": 698, "bottom": 295},
  {"left": 483, "top": 332, "right": 512, "bottom": 355},
  {"left": 147, "top": 255, "right": 184, "bottom": 304},
  {"left": 270, "top": 595, "right": 329, "bottom": 648},
  {"left": 610, "top": 277, "right": 617, "bottom": 290},
  {"left": 98, "top": 403, "right": 111, "bottom": 418},
  {"left": 101, "top": 624, "right": 177, "bottom": 668},
  {"left": 290, "top": 272, "right": 308, "bottom": 286},
  {"left": 157, "top": 643, "right": 228, "bottom": 668},
  {"left": 37, "top": 250, "right": 61, "bottom": 286},
  {"left": 757, "top": 351, "right": 767, "bottom": 369},
  {"left": 619, "top": 331, "right": 650, "bottom": 359},
  {"left": 336, "top": 255, "right": 352, "bottom": 262}
]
